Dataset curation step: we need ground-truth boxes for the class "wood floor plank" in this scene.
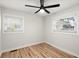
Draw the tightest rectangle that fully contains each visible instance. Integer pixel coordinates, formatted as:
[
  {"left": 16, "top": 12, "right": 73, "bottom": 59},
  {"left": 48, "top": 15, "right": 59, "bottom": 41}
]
[
  {"left": 29, "top": 47, "right": 43, "bottom": 58},
  {"left": 44, "top": 43, "right": 76, "bottom": 58},
  {"left": 1, "top": 43, "right": 77, "bottom": 58}
]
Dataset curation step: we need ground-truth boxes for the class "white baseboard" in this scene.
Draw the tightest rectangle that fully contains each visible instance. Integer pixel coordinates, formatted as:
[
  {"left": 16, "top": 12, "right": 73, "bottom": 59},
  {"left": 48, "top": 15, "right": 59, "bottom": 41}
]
[
  {"left": 46, "top": 42, "right": 79, "bottom": 58},
  {"left": 2, "top": 41, "right": 45, "bottom": 53}
]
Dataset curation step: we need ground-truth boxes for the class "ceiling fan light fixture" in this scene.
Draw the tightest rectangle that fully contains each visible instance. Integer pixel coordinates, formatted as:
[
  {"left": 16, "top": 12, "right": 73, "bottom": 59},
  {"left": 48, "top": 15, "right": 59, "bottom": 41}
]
[{"left": 40, "top": 9, "right": 45, "bottom": 13}]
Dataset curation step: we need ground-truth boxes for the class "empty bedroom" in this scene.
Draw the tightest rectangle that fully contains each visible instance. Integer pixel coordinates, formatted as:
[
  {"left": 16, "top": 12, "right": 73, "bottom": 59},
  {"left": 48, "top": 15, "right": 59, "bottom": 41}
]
[{"left": 0, "top": 0, "right": 79, "bottom": 58}]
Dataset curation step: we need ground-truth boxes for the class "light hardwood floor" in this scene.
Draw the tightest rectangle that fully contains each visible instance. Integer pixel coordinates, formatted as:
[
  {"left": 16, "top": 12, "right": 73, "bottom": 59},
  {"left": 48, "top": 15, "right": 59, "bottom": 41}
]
[{"left": 1, "top": 43, "right": 77, "bottom": 58}]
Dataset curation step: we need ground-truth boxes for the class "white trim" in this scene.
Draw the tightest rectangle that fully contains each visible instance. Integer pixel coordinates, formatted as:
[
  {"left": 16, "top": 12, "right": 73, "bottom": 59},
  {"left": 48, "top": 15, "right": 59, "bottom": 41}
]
[
  {"left": 2, "top": 41, "right": 45, "bottom": 53},
  {"left": 46, "top": 42, "right": 79, "bottom": 57}
]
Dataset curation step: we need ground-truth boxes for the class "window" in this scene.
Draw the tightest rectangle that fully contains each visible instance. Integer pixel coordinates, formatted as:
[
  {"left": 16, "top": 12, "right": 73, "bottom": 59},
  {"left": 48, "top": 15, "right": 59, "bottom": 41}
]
[
  {"left": 3, "top": 15, "right": 24, "bottom": 33},
  {"left": 56, "top": 17, "right": 76, "bottom": 33}
]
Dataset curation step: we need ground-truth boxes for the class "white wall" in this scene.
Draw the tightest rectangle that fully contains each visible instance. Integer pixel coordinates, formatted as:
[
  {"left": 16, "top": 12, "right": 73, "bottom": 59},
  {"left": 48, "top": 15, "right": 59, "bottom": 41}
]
[
  {"left": 0, "top": 8, "right": 1, "bottom": 52},
  {"left": 45, "top": 5, "right": 79, "bottom": 56},
  {"left": 1, "top": 4, "right": 79, "bottom": 57},
  {"left": 1, "top": 8, "right": 44, "bottom": 52}
]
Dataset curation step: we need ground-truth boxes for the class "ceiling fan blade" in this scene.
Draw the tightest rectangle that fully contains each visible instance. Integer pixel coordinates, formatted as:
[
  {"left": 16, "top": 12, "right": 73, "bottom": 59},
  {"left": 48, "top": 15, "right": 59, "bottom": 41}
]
[
  {"left": 44, "top": 4, "right": 60, "bottom": 8},
  {"left": 35, "top": 9, "right": 41, "bottom": 13},
  {"left": 44, "top": 8, "right": 50, "bottom": 14},
  {"left": 25, "top": 5, "right": 40, "bottom": 8}
]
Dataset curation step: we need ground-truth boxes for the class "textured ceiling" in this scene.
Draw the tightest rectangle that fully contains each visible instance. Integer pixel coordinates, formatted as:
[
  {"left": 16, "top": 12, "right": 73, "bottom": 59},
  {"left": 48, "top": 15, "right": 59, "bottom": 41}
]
[{"left": 0, "top": 0, "right": 79, "bottom": 16}]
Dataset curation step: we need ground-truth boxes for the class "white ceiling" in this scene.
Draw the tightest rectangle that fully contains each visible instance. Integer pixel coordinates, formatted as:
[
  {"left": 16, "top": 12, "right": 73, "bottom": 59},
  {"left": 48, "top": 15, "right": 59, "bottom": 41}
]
[{"left": 0, "top": 0, "right": 79, "bottom": 16}]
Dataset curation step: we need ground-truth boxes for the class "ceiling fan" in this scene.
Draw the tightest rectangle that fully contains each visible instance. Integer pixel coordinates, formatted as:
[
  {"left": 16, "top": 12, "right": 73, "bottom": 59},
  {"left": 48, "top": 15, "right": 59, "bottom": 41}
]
[{"left": 25, "top": 0, "right": 60, "bottom": 14}]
